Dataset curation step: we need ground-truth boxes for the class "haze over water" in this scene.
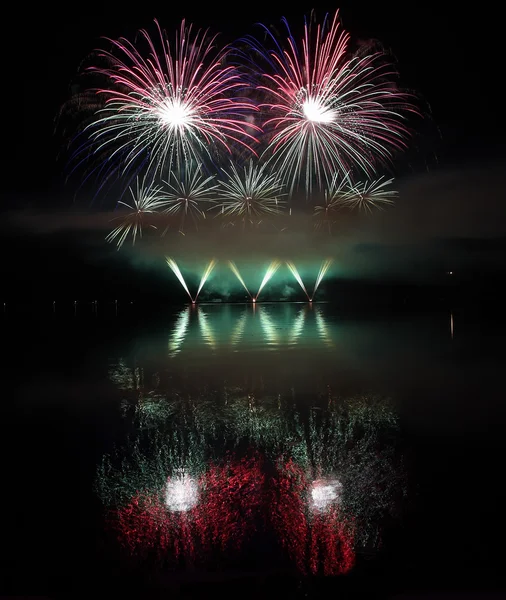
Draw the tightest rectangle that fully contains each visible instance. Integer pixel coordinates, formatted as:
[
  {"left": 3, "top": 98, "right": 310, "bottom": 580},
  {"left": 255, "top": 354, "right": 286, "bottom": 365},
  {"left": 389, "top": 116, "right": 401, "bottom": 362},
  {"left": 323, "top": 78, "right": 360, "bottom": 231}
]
[{"left": 2, "top": 300, "right": 505, "bottom": 596}]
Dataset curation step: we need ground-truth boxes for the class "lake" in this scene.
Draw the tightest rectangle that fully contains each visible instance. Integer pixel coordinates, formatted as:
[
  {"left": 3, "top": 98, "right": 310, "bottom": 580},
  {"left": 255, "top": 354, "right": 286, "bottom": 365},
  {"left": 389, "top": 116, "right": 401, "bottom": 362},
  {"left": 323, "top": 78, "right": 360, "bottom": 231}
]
[{"left": 2, "top": 300, "right": 505, "bottom": 597}]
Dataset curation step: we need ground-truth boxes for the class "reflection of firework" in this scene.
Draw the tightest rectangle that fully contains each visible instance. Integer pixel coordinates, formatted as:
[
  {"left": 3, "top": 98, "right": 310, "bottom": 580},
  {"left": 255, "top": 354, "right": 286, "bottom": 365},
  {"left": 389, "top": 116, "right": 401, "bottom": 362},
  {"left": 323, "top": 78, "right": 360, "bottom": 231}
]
[
  {"left": 270, "top": 459, "right": 355, "bottom": 576},
  {"left": 71, "top": 19, "right": 260, "bottom": 195},
  {"left": 240, "top": 10, "right": 418, "bottom": 194},
  {"left": 98, "top": 443, "right": 265, "bottom": 568},
  {"left": 165, "top": 469, "right": 199, "bottom": 512}
]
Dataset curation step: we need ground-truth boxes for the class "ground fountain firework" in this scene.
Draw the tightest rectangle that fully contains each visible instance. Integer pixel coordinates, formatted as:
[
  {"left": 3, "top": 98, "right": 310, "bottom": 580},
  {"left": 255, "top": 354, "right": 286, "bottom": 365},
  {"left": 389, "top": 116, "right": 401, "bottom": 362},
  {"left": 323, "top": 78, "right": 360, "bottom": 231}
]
[{"left": 165, "top": 258, "right": 334, "bottom": 303}]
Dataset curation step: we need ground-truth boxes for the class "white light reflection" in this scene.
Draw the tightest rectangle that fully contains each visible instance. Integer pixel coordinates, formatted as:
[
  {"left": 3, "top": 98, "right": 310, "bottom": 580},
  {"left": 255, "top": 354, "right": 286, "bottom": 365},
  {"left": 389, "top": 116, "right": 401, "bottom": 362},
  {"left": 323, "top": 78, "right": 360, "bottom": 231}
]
[
  {"left": 165, "top": 470, "right": 199, "bottom": 512},
  {"left": 258, "top": 306, "right": 279, "bottom": 347},
  {"left": 198, "top": 308, "right": 216, "bottom": 349},
  {"left": 310, "top": 478, "right": 343, "bottom": 512},
  {"left": 168, "top": 306, "right": 191, "bottom": 357},
  {"left": 315, "top": 307, "right": 334, "bottom": 347},
  {"left": 288, "top": 306, "right": 306, "bottom": 345},
  {"left": 230, "top": 309, "right": 248, "bottom": 346}
]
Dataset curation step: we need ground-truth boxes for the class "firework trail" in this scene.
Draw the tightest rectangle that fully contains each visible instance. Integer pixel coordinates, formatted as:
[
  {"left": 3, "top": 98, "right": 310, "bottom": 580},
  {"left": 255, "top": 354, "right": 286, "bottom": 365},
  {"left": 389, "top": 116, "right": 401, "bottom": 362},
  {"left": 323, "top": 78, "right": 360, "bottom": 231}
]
[
  {"left": 213, "top": 159, "right": 287, "bottom": 229},
  {"left": 166, "top": 257, "right": 193, "bottom": 302},
  {"left": 195, "top": 259, "right": 217, "bottom": 301},
  {"left": 70, "top": 19, "right": 261, "bottom": 196},
  {"left": 286, "top": 262, "right": 310, "bottom": 300},
  {"left": 161, "top": 162, "right": 219, "bottom": 234},
  {"left": 239, "top": 9, "right": 419, "bottom": 195},
  {"left": 105, "top": 176, "right": 168, "bottom": 248},
  {"left": 312, "top": 259, "right": 333, "bottom": 300},
  {"left": 256, "top": 260, "right": 281, "bottom": 301},
  {"left": 228, "top": 261, "right": 253, "bottom": 299}
]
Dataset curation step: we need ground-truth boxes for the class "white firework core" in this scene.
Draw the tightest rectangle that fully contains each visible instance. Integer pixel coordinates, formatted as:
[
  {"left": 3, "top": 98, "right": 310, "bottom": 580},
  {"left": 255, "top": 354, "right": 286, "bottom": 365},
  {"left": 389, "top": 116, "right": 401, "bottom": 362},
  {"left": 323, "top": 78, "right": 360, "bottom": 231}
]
[
  {"left": 157, "top": 99, "right": 194, "bottom": 128},
  {"left": 310, "top": 478, "right": 343, "bottom": 511},
  {"left": 165, "top": 472, "right": 199, "bottom": 512},
  {"left": 302, "top": 99, "right": 335, "bottom": 123}
]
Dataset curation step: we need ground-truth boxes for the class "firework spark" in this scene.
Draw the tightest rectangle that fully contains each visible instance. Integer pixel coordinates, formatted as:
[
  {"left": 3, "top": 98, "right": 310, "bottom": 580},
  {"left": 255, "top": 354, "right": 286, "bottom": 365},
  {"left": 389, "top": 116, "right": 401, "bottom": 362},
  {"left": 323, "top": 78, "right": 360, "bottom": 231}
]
[
  {"left": 73, "top": 19, "right": 261, "bottom": 193},
  {"left": 195, "top": 259, "right": 217, "bottom": 302},
  {"left": 214, "top": 159, "right": 287, "bottom": 228},
  {"left": 241, "top": 9, "right": 418, "bottom": 195},
  {"left": 228, "top": 261, "right": 253, "bottom": 299},
  {"left": 166, "top": 257, "right": 193, "bottom": 302},
  {"left": 256, "top": 260, "right": 281, "bottom": 301},
  {"left": 313, "top": 171, "right": 355, "bottom": 233},
  {"left": 286, "top": 262, "right": 311, "bottom": 301},
  {"left": 342, "top": 176, "right": 398, "bottom": 213},
  {"left": 161, "top": 162, "right": 219, "bottom": 234},
  {"left": 312, "top": 259, "right": 333, "bottom": 300},
  {"left": 106, "top": 176, "right": 168, "bottom": 248}
]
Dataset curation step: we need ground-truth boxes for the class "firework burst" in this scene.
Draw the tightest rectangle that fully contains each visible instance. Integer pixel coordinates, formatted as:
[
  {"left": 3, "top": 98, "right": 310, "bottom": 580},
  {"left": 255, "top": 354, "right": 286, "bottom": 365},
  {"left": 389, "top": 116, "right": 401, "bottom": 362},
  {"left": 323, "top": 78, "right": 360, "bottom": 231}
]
[
  {"left": 105, "top": 176, "right": 168, "bottom": 248},
  {"left": 214, "top": 159, "right": 287, "bottom": 229},
  {"left": 313, "top": 171, "right": 354, "bottom": 232},
  {"left": 343, "top": 176, "right": 398, "bottom": 213},
  {"left": 240, "top": 10, "right": 419, "bottom": 195},
  {"left": 71, "top": 19, "right": 261, "bottom": 195},
  {"left": 161, "top": 162, "right": 219, "bottom": 234}
]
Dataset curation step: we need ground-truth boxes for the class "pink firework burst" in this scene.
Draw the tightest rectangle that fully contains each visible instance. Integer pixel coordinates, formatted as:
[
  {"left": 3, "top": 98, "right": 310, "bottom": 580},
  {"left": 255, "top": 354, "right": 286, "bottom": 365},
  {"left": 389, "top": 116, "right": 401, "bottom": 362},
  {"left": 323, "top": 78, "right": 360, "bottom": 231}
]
[
  {"left": 241, "top": 10, "right": 420, "bottom": 195},
  {"left": 77, "top": 19, "right": 261, "bottom": 190}
]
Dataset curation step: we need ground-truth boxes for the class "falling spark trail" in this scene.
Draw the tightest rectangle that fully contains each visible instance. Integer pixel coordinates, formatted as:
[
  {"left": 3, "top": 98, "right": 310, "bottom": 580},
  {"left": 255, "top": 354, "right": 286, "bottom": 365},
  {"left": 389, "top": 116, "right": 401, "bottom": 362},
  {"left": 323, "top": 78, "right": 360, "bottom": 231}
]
[
  {"left": 312, "top": 259, "right": 333, "bottom": 300},
  {"left": 195, "top": 259, "right": 217, "bottom": 301},
  {"left": 286, "top": 262, "right": 310, "bottom": 301},
  {"left": 228, "top": 262, "right": 252, "bottom": 299},
  {"left": 166, "top": 257, "right": 193, "bottom": 302},
  {"left": 256, "top": 260, "right": 281, "bottom": 301}
]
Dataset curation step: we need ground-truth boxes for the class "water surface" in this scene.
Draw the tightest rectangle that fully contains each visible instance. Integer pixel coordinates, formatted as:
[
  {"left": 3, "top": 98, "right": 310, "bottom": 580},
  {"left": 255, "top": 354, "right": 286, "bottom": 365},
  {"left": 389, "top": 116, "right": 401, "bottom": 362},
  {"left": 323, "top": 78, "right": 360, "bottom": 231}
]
[{"left": 2, "top": 301, "right": 505, "bottom": 596}]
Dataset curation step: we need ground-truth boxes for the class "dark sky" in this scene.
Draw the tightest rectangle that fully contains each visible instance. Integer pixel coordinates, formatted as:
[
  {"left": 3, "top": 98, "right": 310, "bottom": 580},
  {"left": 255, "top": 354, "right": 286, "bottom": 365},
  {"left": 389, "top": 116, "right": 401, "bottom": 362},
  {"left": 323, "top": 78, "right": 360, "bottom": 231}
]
[
  {"left": 9, "top": 2, "right": 504, "bottom": 196},
  {"left": 3, "top": 3, "right": 506, "bottom": 296}
]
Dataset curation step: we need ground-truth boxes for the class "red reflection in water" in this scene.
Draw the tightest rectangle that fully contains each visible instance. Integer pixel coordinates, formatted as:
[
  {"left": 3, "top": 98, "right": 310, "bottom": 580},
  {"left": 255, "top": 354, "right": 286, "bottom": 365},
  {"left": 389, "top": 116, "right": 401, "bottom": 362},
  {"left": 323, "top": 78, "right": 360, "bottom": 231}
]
[
  {"left": 270, "top": 459, "right": 355, "bottom": 575},
  {"left": 112, "top": 453, "right": 265, "bottom": 566}
]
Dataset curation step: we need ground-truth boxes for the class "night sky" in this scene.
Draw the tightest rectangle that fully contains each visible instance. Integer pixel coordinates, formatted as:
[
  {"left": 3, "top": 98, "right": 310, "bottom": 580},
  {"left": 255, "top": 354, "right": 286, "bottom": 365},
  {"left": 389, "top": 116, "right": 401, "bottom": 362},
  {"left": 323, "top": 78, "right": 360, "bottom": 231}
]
[{"left": 3, "top": 3, "right": 505, "bottom": 301}]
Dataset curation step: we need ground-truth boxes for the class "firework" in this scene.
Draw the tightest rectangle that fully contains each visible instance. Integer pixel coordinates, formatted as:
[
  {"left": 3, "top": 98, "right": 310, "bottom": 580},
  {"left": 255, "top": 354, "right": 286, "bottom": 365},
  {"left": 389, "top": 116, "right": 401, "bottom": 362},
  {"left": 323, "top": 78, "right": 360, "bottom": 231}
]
[
  {"left": 166, "top": 257, "right": 217, "bottom": 303},
  {"left": 313, "top": 171, "right": 355, "bottom": 233},
  {"left": 105, "top": 176, "right": 168, "bottom": 248},
  {"left": 97, "top": 429, "right": 265, "bottom": 568},
  {"left": 311, "top": 258, "right": 333, "bottom": 300},
  {"left": 270, "top": 458, "right": 355, "bottom": 576},
  {"left": 240, "top": 10, "right": 418, "bottom": 195},
  {"left": 228, "top": 261, "right": 253, "bottom": 299},
  {"left": 286, "top": 262, "right": 311, "bottom": 301},
  {"left": 255, "top": 260, "right": 282, "bottom": 301},
  {"left": 342, "top": 176, "right": 398, "bottom": 213},
  {"left": 213, "top": 159, "right": 287, "bottom": 229},
  {"left": 71, "top": 19, "right": 261, "bottom": 195},
  {"left": 161, "top": 162, "right": 219, "bottom": 234}
]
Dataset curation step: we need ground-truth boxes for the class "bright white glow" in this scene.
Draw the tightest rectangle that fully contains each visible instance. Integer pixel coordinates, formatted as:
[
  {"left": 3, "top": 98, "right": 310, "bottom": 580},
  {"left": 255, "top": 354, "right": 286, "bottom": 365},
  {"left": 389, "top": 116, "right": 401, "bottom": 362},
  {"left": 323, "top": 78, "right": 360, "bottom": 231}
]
[
  {"left": 165, "top": 472, "right": 199, "bottom": 512},
  {"left": 158, "top": 99, "right": 193, "bottom": 127},
  {"left": 310, "top": 478, "right": 343, "bottom": 512},
  {"left": 302, "top": 99, "right": 335, "bottom": 124}
]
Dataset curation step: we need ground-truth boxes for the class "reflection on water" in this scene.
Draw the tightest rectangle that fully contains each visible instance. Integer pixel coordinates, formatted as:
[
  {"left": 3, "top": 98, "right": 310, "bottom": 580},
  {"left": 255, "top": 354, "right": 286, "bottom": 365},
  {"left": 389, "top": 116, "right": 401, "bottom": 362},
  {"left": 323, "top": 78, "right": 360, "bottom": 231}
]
[
  {"left": 97, "top": 360, "right": 404, "bottom": 575},
  {"left": 167, "top": 303, "right": 335, "bottom": 358}
]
